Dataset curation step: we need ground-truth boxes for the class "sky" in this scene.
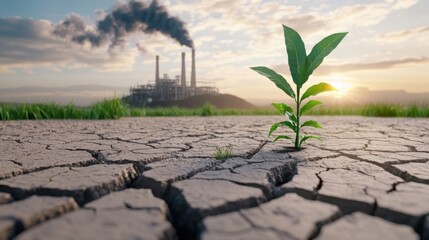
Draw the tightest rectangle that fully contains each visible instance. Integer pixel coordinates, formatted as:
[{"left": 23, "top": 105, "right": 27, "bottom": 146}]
[{"left": 0, "top": 0, "right": 428, "bottom": 105}]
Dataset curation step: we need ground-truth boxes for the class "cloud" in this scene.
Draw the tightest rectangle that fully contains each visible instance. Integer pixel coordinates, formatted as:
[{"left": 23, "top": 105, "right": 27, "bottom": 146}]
[
  {"left": 378, "top": 26, "right": 429, "bottom": 43},
  {"left": 0, "top": 17, "right": 138, "bottom": 72},
  {"left": 0, "top": 0, "right": 423, "bottom": 86},
  {"left": 168, "top": 0, "right": 417, "bottom": 38},
  {"left": 272, "top": 57, "right": 429, "bottom": 76},
  {"left": 392, "top": 0, "right": 419, "bottom": 9}
]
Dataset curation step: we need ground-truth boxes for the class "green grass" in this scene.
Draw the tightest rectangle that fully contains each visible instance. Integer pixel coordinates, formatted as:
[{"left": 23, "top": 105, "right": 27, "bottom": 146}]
[
  {"left": 0, "top": 98, "right": 128, "bottom": 120},
  {"left": 308, "top": 104, "right": 429, "bottom": 117},
  {"left": 214, "top": 145, "right": 234, "bottom": 160},
  {"left": 0, "top": 99, "right": 277, "bottom": 120},
  {"left": 1, "top": 99, "right": 429, "bottom": 120},
  {"left": 127, "top": 103, "right": 279, "bottom": 117}
]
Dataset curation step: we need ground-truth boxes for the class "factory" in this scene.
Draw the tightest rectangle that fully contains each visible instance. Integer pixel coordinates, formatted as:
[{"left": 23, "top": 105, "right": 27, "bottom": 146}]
[{"left": 125, "top": 49, "right": 218, "bottom": 107}]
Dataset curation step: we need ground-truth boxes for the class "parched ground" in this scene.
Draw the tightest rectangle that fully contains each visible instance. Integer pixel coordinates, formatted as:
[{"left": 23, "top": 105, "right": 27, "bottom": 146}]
[{"left": 0, "top": 116, "right": 428, "bottom": 240}]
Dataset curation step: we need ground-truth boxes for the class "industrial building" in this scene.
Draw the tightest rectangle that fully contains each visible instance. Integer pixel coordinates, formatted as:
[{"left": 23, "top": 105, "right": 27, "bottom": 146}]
[{"left": 125, "top": 49, "right": 218, "bottom": 107}]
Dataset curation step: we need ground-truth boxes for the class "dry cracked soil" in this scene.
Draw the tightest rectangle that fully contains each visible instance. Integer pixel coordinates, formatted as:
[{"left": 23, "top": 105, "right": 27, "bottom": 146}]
[{"left": 0, "top": 116, "right": 428, "bottom": 240}]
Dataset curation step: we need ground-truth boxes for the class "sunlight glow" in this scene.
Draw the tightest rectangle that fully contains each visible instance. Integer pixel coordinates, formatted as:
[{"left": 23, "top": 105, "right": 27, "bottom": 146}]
[{"left": 330, "top": 74, "right": 351, "bottom": 97}]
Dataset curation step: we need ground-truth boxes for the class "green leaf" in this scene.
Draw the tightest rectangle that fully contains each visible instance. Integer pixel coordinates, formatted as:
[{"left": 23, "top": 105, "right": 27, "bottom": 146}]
[
  {"left": 286, "top": 111, "right": 298, "bottom": 124},
  {"left": 301, "top": 82, "right": 336, "bottom": 102},
  {"left": 273, "top": 135, "right": 294, "bottom": 143},
  {"left": 272, "top": 103, "right": 294, "bottom": 115},
  {"left": 300, "top": 100, "right": 322, "bottom": 116},
  {"left": 299, "top": 135, "right": 323, "bottom": 147},
  {"left": 269, "top": 121, "right": 296, "bottom": 137},
  {"left": 268, "top": 123, "right": 279, "bottom": 137},
  {"left": 283, "top": 25, "right": 307, "bottom": 87},
  {"left": 301, "top": 120, "right": 322, "bottom": 129},
  {"left": 279, "top": 120, "right": 297, "bottom": 133},
  {"left": 302, "top": 32, "right": 348, "bottom": 84},
  {"left": 250, "top": 66, "right": 295, "bottom": 98}
]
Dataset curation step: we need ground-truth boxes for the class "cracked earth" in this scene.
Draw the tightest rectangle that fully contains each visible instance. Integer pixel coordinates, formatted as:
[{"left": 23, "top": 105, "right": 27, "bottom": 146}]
[{"left": 0, "top": 116, "right": 428, "bottom": 240}]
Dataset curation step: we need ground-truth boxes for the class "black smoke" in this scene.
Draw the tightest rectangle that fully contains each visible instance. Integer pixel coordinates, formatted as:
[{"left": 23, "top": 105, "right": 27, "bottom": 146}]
[
  {"left": 53, "top": 0, "right": 194, "bottom": 49},
  {"left": 53, "top": 14, "right": 106, "bottom": 47}
]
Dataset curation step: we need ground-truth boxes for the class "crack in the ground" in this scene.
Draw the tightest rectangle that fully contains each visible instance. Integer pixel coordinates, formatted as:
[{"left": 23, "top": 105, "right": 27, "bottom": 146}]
[
  {"left": 0, "top": 165, "right": 140, "bottom": 206},
  {"left": 405, "top": 145, "right": 418, "bottom": 152},
  {"left": 341, "top": 152, "right": 429, "bottom": 185},
  {"left": 398, "top": 136, "right": 428, "bottom": 145},
  {"left": 416, "top": 213, "right": 429, "bottom": 240},
  {"left": 0, "top": 148, "right": 106, "bottom": 180},
  {"left": 363, "top": 140, "right": 371, "bottom": 150},
  {"left": 386, "top": 181, "right": 405, "bottom": 193},
  {"left": 389, "top": 167, "right": 429, "bottom": 185},
  {"left": 238, "top": 211, "right": 299, "bottom": 240},
  {"left": 276, "top": 165, "right": 427, "bottom": 238},
  {"left": 131, "top": 143, "right": 299, "bottom": 240},
  {"left": 314, "top": 170, "right": 326, "bottom": 194},
  {"left": 363, "top": 187, "right": 378, "bottom": 215},
  {"left": 368, "top": 153, "right": 429, "bottom": 165},
  {"left": 193, "top": 177, "right": 273, "bottom": 200},
  {"left": 306, "top": 145, "right": 429, "bottom": 186},
  {"left": 98, "top": 151, "right": 172, "bottom": 170},
  {"left": 8, "top": 160, "right": 23, "bottom": 167},
  {"left": 0, "top": 158, "right": 102, "bottom": 181},
  {"left": 289, "top": 153, "right": 343, "bottom": 163},
  {"left": 308, "top": 208, "right": 343, "bottom": 240}
]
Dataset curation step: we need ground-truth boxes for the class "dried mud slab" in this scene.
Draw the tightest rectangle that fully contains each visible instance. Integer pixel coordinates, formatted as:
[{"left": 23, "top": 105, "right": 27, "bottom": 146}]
[
  {"left": 0, "top": 196, "right": 78, "bottom": 239},
  {"left": 317, "top": 212, "right": 418, "bottom": 240},
  {"left": 16, "top": 189, "right": 176, "bottom": 240}
]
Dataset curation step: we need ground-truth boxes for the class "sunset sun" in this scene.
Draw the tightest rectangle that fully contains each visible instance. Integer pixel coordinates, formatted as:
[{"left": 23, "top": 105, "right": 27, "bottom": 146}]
[{"left": 330, "top": 74, "right": 351, "bottom": 96}]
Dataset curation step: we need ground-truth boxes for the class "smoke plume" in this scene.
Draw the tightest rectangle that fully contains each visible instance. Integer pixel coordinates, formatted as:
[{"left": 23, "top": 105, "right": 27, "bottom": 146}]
[{"left": 53, "top": 0, "right": 194, "bottom": 49}]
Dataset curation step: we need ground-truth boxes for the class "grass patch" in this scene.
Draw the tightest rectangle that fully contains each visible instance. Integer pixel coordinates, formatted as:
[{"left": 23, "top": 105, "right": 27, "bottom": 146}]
[
  {"left": 0, "top": 99, "right": 277, "bottom": 120},
  {"left": 214, "top": 145, "right": 234, "bottom": 160},
  {"left": 1, "top": 100, "right": 429, "bottom": 120},
  {"left": 0, "top": 98, "right": 128, "bottom": 120},
  {"left": 308, "top": 104, "right": 429, "bottom": 117}
]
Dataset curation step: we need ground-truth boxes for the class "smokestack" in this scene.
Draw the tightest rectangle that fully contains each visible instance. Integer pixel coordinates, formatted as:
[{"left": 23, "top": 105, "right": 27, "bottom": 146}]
[
  {"left": 191, "top": 49, "right": 196, "bottom": 89},
  {"left": 155, "top": 55, "right": 160, "bottom": 85},
  {"left": 181, "top": 52, "right": 186, "bottom": 87}
]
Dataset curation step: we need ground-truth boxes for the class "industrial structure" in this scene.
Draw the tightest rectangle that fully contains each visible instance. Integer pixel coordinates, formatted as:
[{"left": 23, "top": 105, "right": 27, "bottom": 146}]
[{"left": 125, "top": 49, "right": 218, "bottom": 107}]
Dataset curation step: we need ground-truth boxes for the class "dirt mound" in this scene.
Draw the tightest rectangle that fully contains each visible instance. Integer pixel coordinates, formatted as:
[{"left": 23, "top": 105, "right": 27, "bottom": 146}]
[{"left": 154, "top": 94, "right": 256, "bottom": 109}]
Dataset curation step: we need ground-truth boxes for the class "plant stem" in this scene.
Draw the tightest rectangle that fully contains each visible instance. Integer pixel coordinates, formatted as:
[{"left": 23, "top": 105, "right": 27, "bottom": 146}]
[{"left": 295, "top": 87, "right": 301, "bottom": 149}]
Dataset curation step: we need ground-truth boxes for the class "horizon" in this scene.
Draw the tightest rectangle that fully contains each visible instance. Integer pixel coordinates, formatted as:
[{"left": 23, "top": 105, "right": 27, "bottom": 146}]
[
  {"left": 1, "top": 84, "right": 428, "bottom": 107},
  {"left": 0, "top": 0, "right": 428, "bottom": 104}
]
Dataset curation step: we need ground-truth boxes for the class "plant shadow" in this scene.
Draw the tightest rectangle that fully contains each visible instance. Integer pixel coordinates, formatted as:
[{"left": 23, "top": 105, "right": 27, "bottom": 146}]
[{"left": 273, "top": 146, "right": 306, "bottom": 153}]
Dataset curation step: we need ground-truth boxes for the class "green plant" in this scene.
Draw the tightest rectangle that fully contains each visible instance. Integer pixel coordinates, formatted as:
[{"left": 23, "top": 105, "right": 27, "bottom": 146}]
[
  {"left": 201, "top": 102, "right": 215, "bottom": 116},
  {"left": 251, "top": 25, "right": 347, "bottom": 150},
  {"left": 214, "top": 144, "right": 234, "bottom": 160}
]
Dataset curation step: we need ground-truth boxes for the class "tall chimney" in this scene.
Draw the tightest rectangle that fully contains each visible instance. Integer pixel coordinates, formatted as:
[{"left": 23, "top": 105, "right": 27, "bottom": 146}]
[
  {"left": 155, "top": 55, "right": 160, "bottom": 86},
  {"left": 191, "top": 49, "right": 196, "bottom": 89},
  {"left": 181, "top": 52, "right": 186, "bottom": 88}
]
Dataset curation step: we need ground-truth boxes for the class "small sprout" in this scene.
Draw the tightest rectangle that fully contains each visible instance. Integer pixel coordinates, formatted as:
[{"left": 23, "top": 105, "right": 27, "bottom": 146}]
[
  {"left": 251, "top": 24, "right": 348, "bottom": 150},
  {"left": 214, "top": 144, "right": 233, "bottom": 160}
]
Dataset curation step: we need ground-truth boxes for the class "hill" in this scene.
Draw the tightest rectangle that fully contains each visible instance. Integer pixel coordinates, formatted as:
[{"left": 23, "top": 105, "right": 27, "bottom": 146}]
[{"left": 153, "top": 94, "right": 256, "bottom": 109}]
